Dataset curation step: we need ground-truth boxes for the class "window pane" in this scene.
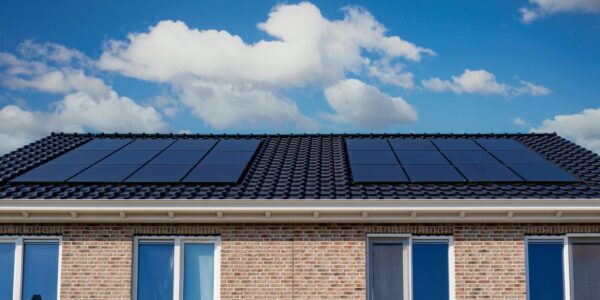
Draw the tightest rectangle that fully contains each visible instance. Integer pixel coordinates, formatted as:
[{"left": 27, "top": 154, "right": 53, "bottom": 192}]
[
  {"left": 0, "top": 243, "right": 15, "bottom": 300},
  {"left": 138, "top": 242, "right": 174, "bottom": 300},
  {"left": 412, "top": 242, "right": 449, "bottom": 300},
  {"left": 183, "top": 243, "right": 215, "bottom": 300},
  {"left": 22, "top": 242, "right": 59, "bottom": 300},
  {"left": 527, "top": 242, "right": 564, "bottom": 300},
  {"left": 571, "top": 242, "right": 600, "bottom": 299},
  {"left": 370, "top": 241, "right": 403, "bottom": 300}
]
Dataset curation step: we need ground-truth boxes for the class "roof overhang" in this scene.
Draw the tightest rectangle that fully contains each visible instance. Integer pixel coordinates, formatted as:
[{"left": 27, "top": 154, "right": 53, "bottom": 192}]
[{"left": 1, "top": 198, "right": 600, "bottom": 223}]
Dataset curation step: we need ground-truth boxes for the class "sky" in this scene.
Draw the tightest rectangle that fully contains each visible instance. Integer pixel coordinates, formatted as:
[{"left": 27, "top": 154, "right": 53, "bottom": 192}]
[{"left": 0, "top": 0, "right": 599, "bottom": 154}]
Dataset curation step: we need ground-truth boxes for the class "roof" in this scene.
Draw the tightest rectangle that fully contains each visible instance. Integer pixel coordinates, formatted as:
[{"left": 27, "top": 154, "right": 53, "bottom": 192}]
[{"left": 1, "top": 132, "right": 599, "bottom": 200}]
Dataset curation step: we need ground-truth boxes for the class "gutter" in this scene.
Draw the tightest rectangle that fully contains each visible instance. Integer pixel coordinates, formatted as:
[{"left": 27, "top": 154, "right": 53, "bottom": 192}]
[{"left": 0, "top": 198, "right": 600, "bottom": 223}]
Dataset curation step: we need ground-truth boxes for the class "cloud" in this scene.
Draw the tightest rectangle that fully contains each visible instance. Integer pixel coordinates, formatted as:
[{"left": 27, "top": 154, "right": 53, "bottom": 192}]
[
  {"left": 98, "top": 2, "right": 431, "bottom": 129},
  {"left": 514, "top": 117, "right": 529, "bottom": 127},
  {"left": 323, "top": 79, "right": 417, "bottom": 127},
  {"left": 519, "top": 0, "right": 600, "bottom": 23},
  {"left": 421, "top": 69, "right": 551, "bottom": 97},
  {"left": 532, "top": 107, "right": 600, "bottom": 154},
  {"left": 0, "top": 42, "right": 167, "bottom": 154}
]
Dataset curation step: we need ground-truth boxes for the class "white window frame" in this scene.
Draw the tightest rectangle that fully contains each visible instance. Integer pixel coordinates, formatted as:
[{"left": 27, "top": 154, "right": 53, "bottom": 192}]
[
  {"left": 366, "top": 234, "right": 454, "bottom": 300},
  {"left": 525, "top": 234, "right": 600, "bottom": 300},
  {"left": 132, "top": 236, "right": 221, "bottom": 300},
  {"left": 0, "top": 235, "right": 62, "bottom": 300}
]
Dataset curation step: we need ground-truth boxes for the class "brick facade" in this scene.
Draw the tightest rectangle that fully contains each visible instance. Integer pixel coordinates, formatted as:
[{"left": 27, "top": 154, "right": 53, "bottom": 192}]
[{"left": 2, "top": 223, "right": 599, "bottom": 299}]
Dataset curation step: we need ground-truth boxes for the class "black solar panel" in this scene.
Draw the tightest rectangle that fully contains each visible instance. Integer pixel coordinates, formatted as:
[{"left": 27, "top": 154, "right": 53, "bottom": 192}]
[
  {"left": 432, "top": 139, "right": 482, "bottom": 151},
  {"left": 183, "top": 164, "right": 248, "bottom": 183},
  {"left": 345, "top": 139, "right": 391, "bottom": 151},
  {"left": 475, "top": 138, "right": 528, "bottom": 151},
  {"left": 69, "top": 164, "right": 141, "bottom": 182},
  {"left": 122, "top": 139, "right": 175, "bottom": 151},
  {"left": 347, "top": 151, "right": 398, "bottom": 165},
  {"left": 48, "top": 150, "right": 113, "bottom": 165},
  {"left": 394, "top": 151, "right": 449, "bottom": 165},
  {"left": 350, "top": 165, "right": 408, "bottom": 183},
  {"left": 126, "top": 164, "right": 194, "bottom": 183},
  {"left": 12, "top": 164, "right": 89, "bottom": 182},
  {"left": 75, "top": 138, "right": 132, "bottom": 150},
  {"left": 403, "top": 165, "right": 465, "bottom": 182},
  {"left": 201, "top": 151, "right": 255, "bottom": 165},
  {"left": 167, "top": 139, "right": 217, "bottom": 151},
  {"left": 491, "top": 150, "right": 548, "bottom": 165},
  {"left": 443, "top": 151, "right": 500, "bottom": 165},
  {"left": 389, "top": 139, "right": 436, "bottom": 151},
  {"left": 510, "top": 164, "right": 579, "bottom": 182},
  {"left": 456, "top": 164, "right": 523, "bottom": 182},
  {"left": 98, "top": 151, "right": 160, "bottom": 165},
  {"left": 213, "top": 139, "right": 261, "bottom": 151},
  {"left": 149, "top": 151, "right": 207, "bottom": 165}
]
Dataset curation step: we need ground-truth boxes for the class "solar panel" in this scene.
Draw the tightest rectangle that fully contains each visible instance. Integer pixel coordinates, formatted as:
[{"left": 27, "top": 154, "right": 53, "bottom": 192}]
[
  {"left": 122, "top": 139, "right": 175, "bottom": 151},
  {"left": 510, "top": 164, "right": 579, "bottom": 182},
  {"left": 350, "top": 165, "right": 408, "bottom": 183},
  {"left": 456, "top": 164, "right": 523, "bottom": 182},
  {"left": 394, "top": 151, "right": 449, "bottom": 165},
  {"left": 12, "top": 164, "right": 89, "bottom": 182},
  {"left": 167, "top": 139, "right": 217, "bottom": 151},
  {"left": 48, "top": 150, "right": 113, "bottom": 165},
  {"left": 345, "top": 139, "right": 391, "bottom": 151},
  {"left": 75, "top": 138, "right": 132, "bottom": 150},
  {"left": 98, "top": 151, "right": 160, "bottom": 165},
  {"left": 403, "top": 165, "right": 465, "bottom": 182},
  {"left": 183, "top": 164, "right": 248, "bottom": 183},
  {"left": 347, "top": 151, "right": 398, "bottom": 165},
  {"left": 126, "top": 165, "right": 194, "bottom": 183},
  {"left": 388, "top": 139, "right": 436, "bottom": 151},
  {"left": 443, "top": 151, "right": 500, "bottom": 165},
  {"left": 149, "top": 151, "right": 207, "bottom": 165},
  {"left": 213, "top": 139, "right": 261, "bottom": 151},
  {"left": 490, "top": 150, "right": 548, "bottom": 165},
  {"left": 68, "top": 164, "right": 141, "bottom": 182},
  {"left": 475, "top": 138, "right": 528, "bottom": 151},
  {"left": 201, "top": 151, "right": 255, "bottom": 165},
  {"left": 431, "top": 139, "right": 482, "bottom": 151}
]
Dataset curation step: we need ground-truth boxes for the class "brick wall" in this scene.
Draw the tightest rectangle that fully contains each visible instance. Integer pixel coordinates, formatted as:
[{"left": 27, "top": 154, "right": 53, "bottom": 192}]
[{"left": 1, "top": 223, "right": 599, "bottom": 299}]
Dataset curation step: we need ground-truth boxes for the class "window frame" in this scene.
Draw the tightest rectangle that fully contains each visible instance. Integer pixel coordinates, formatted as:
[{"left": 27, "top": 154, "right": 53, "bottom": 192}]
[
  {"left": 0, "top": 235, "right": 63, "bottom": 300},
  {"left": 366, "top": 234, "right": 454, "bottom": 300},
  {"left": 132, "top": 235, "right": 221, "bottom": 300},
  {"left": 525, "top": 234, "right": 600, "bottom": 300}
]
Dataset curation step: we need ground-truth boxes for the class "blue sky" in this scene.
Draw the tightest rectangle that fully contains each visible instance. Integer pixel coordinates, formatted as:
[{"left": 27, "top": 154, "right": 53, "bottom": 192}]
[{"left": 0, "top": 0, "right": 599, "bottom": 154}]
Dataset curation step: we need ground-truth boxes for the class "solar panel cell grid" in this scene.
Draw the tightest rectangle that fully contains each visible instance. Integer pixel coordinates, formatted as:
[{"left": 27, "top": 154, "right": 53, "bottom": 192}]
[
  {"left": 122, "top": 139, "right": 175, "bottom": 151},
  {"left": 475, "top": 139, "right": 529, "bottom": 151},
  {"left": 347, "top": 151, "right": 399, "bottom": 165},
  {"left": 68, "top": 164, "right": 141, "bottom": 183},
  {"left": 389, "top": 139, "right": 436, "bottom": 151},
  {"left": 98, "top": 151, "right": 160, "bottom": 165},
  {"left": 126, "top": 164, "right": 195, "bottom": 183},
  {"left": 443, "top": 151, "right": 500, "bottom": 165},
  {"left": 431, "top": 139, "right": 482, "bottom": 151},
  {"left": 12, "top": 164, "right": 90, "bottom": 182},
  {"left": 350, "top": 165, "right": 408, "bottom": 183},
  {"left": 456, "top": 164, "right": 523, "bottom": 182},
  {"left": 183, "top": 164, "right": 249, "bottom": 183},
  {"left": 491, "top": 150, "right": 549, "bottom": 165},
  {"left": 345, "top": 139, "right": 391, "bottom": 151},
  {"left": 167, "top": 139, "right": 217, "bottom": 151},
  {"left": 148, "top": 151, "right": 207, "bottom": 165},
  {"left": 48, "top": 150, "right": 113, "bottom": 165},
  {"left": 213, "top": 139, "right": 262, "bottom": 151},
  {"left": 403, "top": 165, "right": 465, "bottom": 182},
  {"left": 394, "top": 151, "right": 449, "bottom": 165},
  {"left": 75, "top": 138, "right": 132, "bottom": 151},
  {"left": 510, "top": 164, "right": 579, "bottom": 182}
]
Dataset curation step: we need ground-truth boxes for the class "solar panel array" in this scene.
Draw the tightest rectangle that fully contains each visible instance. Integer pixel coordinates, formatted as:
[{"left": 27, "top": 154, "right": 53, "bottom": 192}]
[
  {"left": 346, "top": 138, "right": 579, "bottom": 183},
  {"left": 12, "top": 138, "right": 261, "bottom": 184}
]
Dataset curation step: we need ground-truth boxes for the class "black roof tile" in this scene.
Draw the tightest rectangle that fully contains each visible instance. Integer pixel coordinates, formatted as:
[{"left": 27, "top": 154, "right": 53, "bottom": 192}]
[{"left": 0, "top": 132, "right": 599, "bottom": 199}]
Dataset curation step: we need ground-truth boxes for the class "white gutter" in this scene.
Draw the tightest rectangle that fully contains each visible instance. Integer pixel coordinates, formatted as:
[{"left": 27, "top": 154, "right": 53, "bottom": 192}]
[{"left": 0, "top": 198, "right": 599, "bottom": 223}]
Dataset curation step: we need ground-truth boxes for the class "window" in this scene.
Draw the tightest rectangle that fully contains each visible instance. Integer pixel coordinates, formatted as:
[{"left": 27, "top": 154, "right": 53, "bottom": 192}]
[
  {"left": 0, "top": 236, "right": 61, "bottom": 300},
  {"left": 367, "top": 235, "right": 454, "bottom": 300},
  {"left": 526, "top": 235, "right": 600, "bottom": 300},
  {"left": 133, "top": 236, "right": 220, "bottom": 300}
]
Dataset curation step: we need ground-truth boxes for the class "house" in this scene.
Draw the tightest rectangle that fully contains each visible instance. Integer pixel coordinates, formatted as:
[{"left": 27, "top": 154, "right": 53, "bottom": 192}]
[{"left": 0, "top": 132, "right": 599, "bottom": 300}]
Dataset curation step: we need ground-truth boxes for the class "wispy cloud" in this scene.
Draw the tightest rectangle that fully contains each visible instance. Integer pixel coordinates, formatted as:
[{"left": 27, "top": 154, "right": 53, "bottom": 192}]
[
  {"left": 519, "top": 0, "right": 600, "bottom": 23},
  {"left": 531, "top": 107, "right": 600, "bottom": 154}
]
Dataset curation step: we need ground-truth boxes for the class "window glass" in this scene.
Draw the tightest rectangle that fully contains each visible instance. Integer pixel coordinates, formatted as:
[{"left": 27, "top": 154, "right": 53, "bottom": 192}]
[
  {"left": 369, "top": 241, "right": 404, "bottom": 300},
  {"left": 183, "top": 243, "right": 215, "bottom": 300},
  {"left": 527, "top": 242, "right": 564, "bottom": 300},
  {"left": 412, "top": 242, "right": 449, "bottom": 300},
  {"left": 137, "top": 242, "right": 174, "bottom": 300},
  {"left": 571, "top": 241, "right": 600, "bottom": 299},
  {"left": 22, "top": 241, "right": 59, "bottom": 300},
  {"left": 0, "top": 242, "right": 15, "bottom": 300}
]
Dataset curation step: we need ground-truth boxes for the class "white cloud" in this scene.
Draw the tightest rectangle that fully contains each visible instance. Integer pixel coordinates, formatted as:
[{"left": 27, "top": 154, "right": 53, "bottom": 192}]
[
  {"left": 532, "top": 107, "right": 600, "bottom": 154},
  {"left": 514, "top": 117, "right": 529, "bottom": 127},
  {"left": 323, "top": 79, "right": 417, "bottom": 127},
  {"left": 519, "top": 0, "right": 600, "bottom": 23},
  {"left": 98, "top": 2, "right": 432, "bottom": 128},
  {"left": 421, "top": 69, "right": 550, "bottom": 97},
  {"left": 0, "top": 42, "right": 167, "bottom": 154}
]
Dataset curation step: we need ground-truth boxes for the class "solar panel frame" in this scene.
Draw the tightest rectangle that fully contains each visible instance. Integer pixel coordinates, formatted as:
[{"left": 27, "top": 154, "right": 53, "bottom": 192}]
[
  {"left": 148, "top": 151, "right": 207, "bottom": 165},
  {"left": 455, "top": 164, "right": 523, "bottom": 182},
  {"left": 47, "top": 150, "right": 114, "bottom": 165},
  {"left": 121, "top": 139, "right": 175, "bottom": 151},
  {"left": 509, "top": 164, "right": 579, "bottom": 182},
  {"left": 11, "top": 164, "right": 90, "bottom": 183},
  {"left": 403, "top": 165, "right": 466, "bottom": 183},
  {"left": 347, "top": 151, "right": 399, "bottom": 165},
  {"left": 345, "top": 139, "right": 391, "bottom": 151},
  {"left": 68, "top": 164, "right": 141, "bottom": 183},
  {"left": 443, "top": 151, "right": 501, "bottom": 165},
  {"left": 475, "top": 138, "right": 529, "bottom": 151},
  {"left": 126, "top": 164, "right": 194, "bottom": 183},
  {"left": 75, "top": 138, "right": 132, "bottom": 151},
  {"left": 98, "top": 150, "right": 160, "bottom": 165},
  {"left": 183, "top": 163, "right": 249, "bottom": 183},
  {"left": 431, "top": 139, "right": 482, "bottom": 151},
  {"left": 388, "top": 139, "right": 436, "bottom": 151},
  {"left": 394, "top": 151, "right": 449, "bottom": 165},
  {"left": 349, "top": 164, "right": 408, "bottom": 183}
]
